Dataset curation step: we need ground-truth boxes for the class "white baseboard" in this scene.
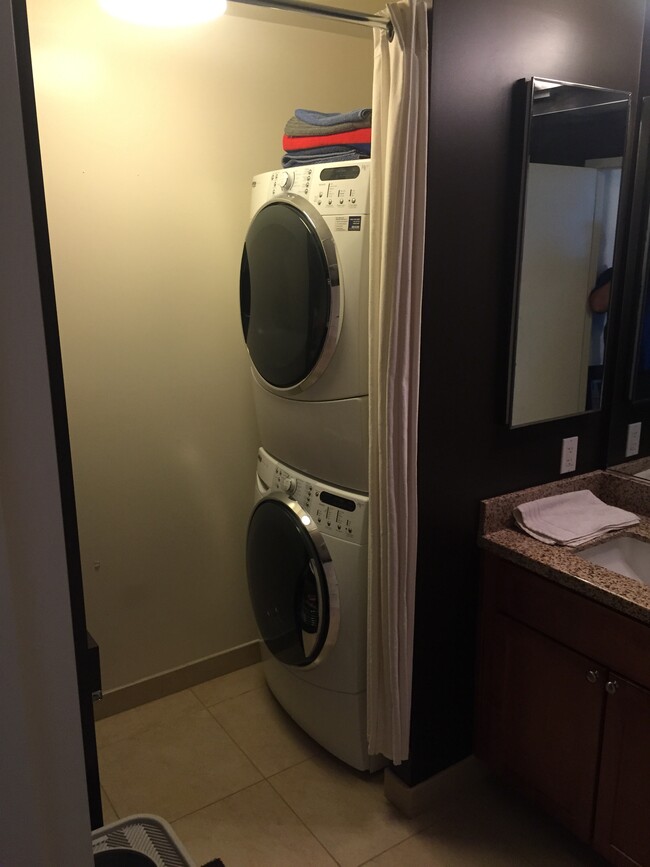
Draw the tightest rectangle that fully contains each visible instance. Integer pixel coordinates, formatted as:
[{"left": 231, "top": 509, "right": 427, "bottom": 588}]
[{"left": 94, "top": 640, "right": 261, "bottom": 719}]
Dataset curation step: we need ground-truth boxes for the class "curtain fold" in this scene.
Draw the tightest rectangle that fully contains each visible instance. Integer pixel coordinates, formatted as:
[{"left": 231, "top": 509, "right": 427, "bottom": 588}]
[{"left": 367, "top": 0, "right": 428, "bottom": 763}]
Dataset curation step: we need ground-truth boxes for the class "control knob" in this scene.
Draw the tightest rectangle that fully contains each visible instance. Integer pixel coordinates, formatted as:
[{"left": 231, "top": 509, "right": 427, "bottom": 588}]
[
  {"left": 277, "top": 170, "right": 293, "bottom": 191},
  {"left": 282, "top": 477, "right": 297, "bottom": 497}
]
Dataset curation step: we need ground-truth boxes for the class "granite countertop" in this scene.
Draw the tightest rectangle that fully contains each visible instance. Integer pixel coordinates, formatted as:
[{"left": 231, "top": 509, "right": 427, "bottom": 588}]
[{"left": 479, "top": 470, "right": 650, "bottom": 625}]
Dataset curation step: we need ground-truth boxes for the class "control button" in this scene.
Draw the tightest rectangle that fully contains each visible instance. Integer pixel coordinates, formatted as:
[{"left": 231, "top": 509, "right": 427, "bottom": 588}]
[
  {"left": 328, "top": 199, "right": 332, "bottom": 205},
  {"left": 351, "top": 198, "right": 356, "bottom": 203},
  {"left": 339, "top": 198, "right": 344, "bottom": 204}
]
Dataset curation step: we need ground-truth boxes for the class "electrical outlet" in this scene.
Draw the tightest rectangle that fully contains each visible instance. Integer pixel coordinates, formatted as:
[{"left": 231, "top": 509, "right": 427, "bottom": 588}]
[
  {"left": 560, "top": 436, "right": 578, "bottom": 474},
  {"left": 626, "top": 422, "right": 642, "bottom": 458}
]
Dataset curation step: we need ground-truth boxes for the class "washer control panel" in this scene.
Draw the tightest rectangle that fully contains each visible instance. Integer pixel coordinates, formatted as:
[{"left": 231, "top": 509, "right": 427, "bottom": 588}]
[
  {"left": 253, "top": 160, "right": 371, "bottom": 216},
  {"left": 256, "top": 449, "right": 368, "bottom": 541}
]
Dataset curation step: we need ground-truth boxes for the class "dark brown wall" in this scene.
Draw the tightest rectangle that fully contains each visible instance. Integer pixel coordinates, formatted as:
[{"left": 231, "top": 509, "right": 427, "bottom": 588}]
[{"left": 403, "top": 0, "right": 646, "bottom": 786}]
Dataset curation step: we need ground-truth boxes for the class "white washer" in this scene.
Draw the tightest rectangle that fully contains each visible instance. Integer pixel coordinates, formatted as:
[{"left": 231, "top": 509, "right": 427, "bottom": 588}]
[
  {"left": 247, "top": 447, "right": 377, "bottom": 771},
  {"left": 240, "top": 160, "right": 370, "bottom": 492}
]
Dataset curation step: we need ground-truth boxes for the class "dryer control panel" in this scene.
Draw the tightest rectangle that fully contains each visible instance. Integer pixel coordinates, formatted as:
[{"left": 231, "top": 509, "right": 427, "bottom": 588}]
[
  {"left": 256, "top": 448, "right": 368, "bottom": 542},
  {"left": 250, "top": 159, "right": 371, "bottom": 217}
]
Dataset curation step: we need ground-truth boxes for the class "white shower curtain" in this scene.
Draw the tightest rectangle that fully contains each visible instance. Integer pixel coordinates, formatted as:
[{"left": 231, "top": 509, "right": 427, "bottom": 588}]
[{"left": 367, "top": 0, "right": 428, "bottom": 763}]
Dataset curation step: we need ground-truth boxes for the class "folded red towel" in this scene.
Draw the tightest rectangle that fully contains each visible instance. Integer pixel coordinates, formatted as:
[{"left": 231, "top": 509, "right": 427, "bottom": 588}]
[{"left": 283, "top": 128, "right": 372, "bottom": 152}]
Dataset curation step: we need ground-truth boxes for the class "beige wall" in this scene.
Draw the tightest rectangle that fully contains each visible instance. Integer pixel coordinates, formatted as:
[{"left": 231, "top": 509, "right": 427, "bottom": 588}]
[{"left": 26, "top": 0, "right": 374, "bottom": 691}]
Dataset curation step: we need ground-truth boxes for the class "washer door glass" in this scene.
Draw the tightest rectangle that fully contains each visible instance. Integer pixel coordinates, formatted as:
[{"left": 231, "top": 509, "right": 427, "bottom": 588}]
[
  {"left": 247, "top": 497, "right": 333, "bottom": 667},
  {"left": 240, "top": 201, "right": 334, "bottom": 389}
]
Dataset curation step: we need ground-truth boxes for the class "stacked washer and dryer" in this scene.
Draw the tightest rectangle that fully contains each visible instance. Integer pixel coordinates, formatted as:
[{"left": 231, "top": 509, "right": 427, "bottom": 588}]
[{"left": 239, "top": 159, "right": 376, "bottom": 771}]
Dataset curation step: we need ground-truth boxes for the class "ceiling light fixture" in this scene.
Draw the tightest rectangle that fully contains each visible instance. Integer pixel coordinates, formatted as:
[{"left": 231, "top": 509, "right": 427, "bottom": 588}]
[{"left": 98, "top": 0, "right": 227, "bottom": 27}]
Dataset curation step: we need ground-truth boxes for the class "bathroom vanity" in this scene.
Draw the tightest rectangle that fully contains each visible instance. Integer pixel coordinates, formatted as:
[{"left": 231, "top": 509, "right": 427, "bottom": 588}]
[{"left": 476, "top": 471, "right": 650, "bottom": 866}]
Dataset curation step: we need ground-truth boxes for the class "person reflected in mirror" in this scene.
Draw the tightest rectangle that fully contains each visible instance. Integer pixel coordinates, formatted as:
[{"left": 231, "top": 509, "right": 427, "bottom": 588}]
[
  {"left": 634, "top": 286, "right": 650, "bottom": 400},
  {"left": 586, "top": 267, "right": 612, "bottom": 410},
  {"left": 588, "top": 266, "right": 612, "bottom": 314}
]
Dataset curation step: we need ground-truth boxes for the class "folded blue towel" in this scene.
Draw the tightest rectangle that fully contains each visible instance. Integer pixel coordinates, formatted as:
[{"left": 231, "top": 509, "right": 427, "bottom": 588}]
[
  {"left": 282, "top": 148, "right": 370, "bottom": 167},
  {"left": 295, "top": 108, "right": 372, "bottom": 127},
  {"left": 284, "top": 143, "right": 371, "bottom": 157}
]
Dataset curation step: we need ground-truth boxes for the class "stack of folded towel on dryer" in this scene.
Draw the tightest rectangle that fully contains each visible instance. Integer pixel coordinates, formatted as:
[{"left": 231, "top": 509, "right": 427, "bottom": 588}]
[
  {"left": 282, "top": 108, "right": 372, "bottom": 167},
  {"left": 513, "top": 490, "right": 639, "bottom": 546}
]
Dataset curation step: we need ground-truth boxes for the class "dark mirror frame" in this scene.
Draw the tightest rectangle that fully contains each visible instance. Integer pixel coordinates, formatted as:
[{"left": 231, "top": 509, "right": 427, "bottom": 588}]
[
  {"left": 629, "top": 97, "right": 650, "bottom": 404},
  {"left": 507, "top": 77, "right": 632, "bottom": 429}
]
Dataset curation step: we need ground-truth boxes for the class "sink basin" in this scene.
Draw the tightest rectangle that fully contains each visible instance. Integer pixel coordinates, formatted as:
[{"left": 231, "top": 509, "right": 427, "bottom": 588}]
[{"left": 576, "top": 537, "right": 650, "bottom": 587}]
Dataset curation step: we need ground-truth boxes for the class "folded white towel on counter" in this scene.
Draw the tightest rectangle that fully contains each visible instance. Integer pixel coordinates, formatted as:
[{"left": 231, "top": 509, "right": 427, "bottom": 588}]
[{"left": 513, "top": 490, "right": 639, "bottom": 546}]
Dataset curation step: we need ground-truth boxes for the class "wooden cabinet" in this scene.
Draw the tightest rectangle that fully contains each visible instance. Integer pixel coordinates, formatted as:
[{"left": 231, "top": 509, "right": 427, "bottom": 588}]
[
  {"left": 476, "top": 553, "right": 650, "bottom": 865},
  {"left": 486, "top": 613, "right": 605, "bottom": 839},
  {"left": 595, "top": 677, "right": 650, "bottom": 866}
]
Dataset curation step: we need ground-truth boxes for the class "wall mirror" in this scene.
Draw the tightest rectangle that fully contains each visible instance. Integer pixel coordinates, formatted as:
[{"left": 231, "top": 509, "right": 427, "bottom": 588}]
[{"left": 508, "top": 77, "right": 631, "bottom": 428}]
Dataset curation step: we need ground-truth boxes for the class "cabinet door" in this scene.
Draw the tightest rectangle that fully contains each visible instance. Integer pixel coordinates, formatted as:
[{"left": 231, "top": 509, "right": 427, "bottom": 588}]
[
  {"left": 488, "top": 613, "right": 605, "bottom": 840},
  {"left": 594, "top": 677, "right": 650, "bottom": 866}
]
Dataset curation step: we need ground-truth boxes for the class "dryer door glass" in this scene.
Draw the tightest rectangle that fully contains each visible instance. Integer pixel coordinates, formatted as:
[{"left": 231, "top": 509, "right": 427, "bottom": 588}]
[
  {"left": 246, "top": 498, "right": 332, "bottom": 667},
  {"left": 240, "top": 201, "right": 333, "bottom": 389}
]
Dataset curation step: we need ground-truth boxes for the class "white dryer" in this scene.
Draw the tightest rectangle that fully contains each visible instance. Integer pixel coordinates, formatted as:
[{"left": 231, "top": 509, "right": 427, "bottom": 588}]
[
  {"left": 246, "top": 447, "right": 377, "bottom": 771},
  {"left": 240, "top": 160, "right": 370, "bottom": 492}
]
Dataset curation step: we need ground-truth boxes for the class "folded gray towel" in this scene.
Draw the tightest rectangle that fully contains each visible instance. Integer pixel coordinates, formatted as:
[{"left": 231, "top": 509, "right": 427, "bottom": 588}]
[
  {"left": 285, "top": 116, "right": 371, "bottom": 137},
  {"left": 295, "top": 108, "right": 372, "bottom": 126},
  {"left": 282, "top": 150, "right": 370, "bottom": 167}
]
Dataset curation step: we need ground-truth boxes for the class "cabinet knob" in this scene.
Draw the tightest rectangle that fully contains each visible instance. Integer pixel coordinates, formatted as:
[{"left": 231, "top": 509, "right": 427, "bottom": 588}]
[
  {"left": 605, "top": 679, "right": 619, "bottom": 695},
  {"left": 586, "top": 670, "right": 600, "bottom": 684}
]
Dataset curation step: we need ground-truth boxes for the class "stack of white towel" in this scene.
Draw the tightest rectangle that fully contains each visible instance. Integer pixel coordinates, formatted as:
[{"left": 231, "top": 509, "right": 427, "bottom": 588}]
[{"left": 514, "top": 490, "right": 639, "bottom": 547}]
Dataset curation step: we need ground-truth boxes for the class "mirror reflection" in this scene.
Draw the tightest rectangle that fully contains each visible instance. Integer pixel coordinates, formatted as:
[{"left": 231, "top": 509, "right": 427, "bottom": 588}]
[
  {"left": 608, "top": 456, "right": 650, "bottom": 483},
  {"left": 508, "top": 78, "right": 631, "bottom": 428}
]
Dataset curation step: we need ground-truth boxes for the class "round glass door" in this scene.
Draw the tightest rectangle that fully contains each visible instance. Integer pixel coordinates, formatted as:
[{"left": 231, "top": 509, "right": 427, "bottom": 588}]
[
  {"left": 246, "top": 494, "right": 337, "bottom": 667},
  {"left": 240, "top": 199, "right": 340, "bottom": 391}
]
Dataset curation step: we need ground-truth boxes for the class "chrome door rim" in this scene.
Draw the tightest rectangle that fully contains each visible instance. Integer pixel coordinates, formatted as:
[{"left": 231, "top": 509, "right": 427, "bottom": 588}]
[
  {"left": 249, "top": 490, "right": 340, "bottom": 669},
  {"left": 246, "top": 194, "right": 343, "bottom": 396}
]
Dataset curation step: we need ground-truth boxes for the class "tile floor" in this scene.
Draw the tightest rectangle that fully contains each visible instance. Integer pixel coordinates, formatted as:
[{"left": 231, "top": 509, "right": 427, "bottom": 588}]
[{"left": 96, "top": 663, "right": 607, "bottom": 867}]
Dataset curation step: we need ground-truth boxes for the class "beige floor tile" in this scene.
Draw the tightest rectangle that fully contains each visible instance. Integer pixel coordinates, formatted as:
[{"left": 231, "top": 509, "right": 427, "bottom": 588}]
[
  {"left": 363, "top": 828, "right": 461, "bottom": 866},
  {"left": 100, "top": 787, "right": 119, "bottom": 824},
  {"left": 444, "top": 772, "right": 604, "bottom": 867},
  {"left": 269, "top": 753, "right": 427, "bottom": 867},
  {"left": 99, "top": 708, "right": 262, "bottom": 822},
  {"left": 482, "top": 788, "right": 608, "bottom": 867},
  {"left": 371, "top": 764, "right": 603, "bottom": 867},
  {"left": 209, "top": 685, "right": 318, "bottom": 777},
  {"left": 95, "top": 689, "right": 202, "bottom": 749},
  {"left": 173, "top": 780, "right": 337, "bottom": 867},
  {"left": 366, "top": 802, "right": 605, "bottom": 867},
  {"left": 365, "top": 822, "right": 534, "bottom": 867},
  {"left": 192, "top": 663, "right": 265, "bottom": 708}
]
